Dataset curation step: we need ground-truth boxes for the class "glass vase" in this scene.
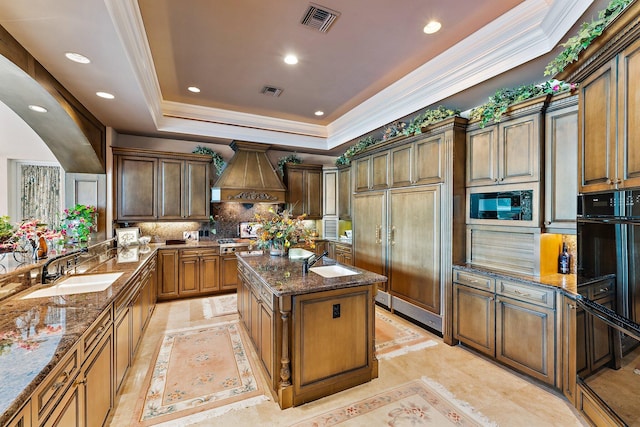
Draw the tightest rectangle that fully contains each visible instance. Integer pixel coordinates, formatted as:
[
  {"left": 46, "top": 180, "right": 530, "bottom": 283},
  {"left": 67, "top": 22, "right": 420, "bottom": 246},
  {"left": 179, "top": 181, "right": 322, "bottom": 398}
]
[{"left": 269, "top": 239, "right": 287, "bottom": 256}]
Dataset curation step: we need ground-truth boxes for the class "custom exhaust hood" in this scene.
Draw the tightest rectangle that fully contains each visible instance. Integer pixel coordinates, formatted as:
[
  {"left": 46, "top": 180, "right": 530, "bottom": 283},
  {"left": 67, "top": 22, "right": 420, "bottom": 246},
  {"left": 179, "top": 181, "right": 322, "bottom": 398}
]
[{"left": 211, "top": 141, "right": 286, "bottom": 203}]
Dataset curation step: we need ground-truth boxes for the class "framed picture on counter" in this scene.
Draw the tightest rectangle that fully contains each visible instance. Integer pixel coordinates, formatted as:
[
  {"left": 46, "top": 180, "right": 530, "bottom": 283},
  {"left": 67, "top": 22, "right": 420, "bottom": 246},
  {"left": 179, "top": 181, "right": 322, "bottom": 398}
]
[{"left": 116, "top": 227, "right": 140, "bottom": 247}]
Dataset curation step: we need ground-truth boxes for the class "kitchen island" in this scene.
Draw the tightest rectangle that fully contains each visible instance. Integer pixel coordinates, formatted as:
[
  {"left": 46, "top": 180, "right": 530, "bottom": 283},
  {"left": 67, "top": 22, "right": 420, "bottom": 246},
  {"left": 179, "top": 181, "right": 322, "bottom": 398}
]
[{"left": 236, "top": 253, "right": 387, "bottom": 409}]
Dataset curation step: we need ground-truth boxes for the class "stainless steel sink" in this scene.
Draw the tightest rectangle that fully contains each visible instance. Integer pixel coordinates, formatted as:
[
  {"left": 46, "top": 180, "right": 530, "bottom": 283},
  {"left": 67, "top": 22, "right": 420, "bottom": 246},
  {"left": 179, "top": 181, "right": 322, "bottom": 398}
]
[
  {"left": 309, "top": 265, "right": 359, "bottom": 278},
  {"left": 21, "top": 272, "right": 124, "bottom": 299}
]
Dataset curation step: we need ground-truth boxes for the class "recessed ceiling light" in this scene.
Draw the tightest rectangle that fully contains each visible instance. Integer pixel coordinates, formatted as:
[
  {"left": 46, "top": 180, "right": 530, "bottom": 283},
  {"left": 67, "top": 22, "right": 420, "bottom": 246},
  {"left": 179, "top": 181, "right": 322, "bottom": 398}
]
[
  {"left": 423, "top": 21, "right": 442, "bottom": 34},
  {"left": 314, "top": 111, "right": 324, "bottom": 116},
  {"left": 284, "top": 54, "right": 298, "bottom": 65},
  {"left": 96, "top": 91, "right": 115, "bottom": 99},
  {"left": 65, "top": 52, "right": 91, "bottom": 64},
  {"left": 28, "top": 105, "right": 47, "bottom": 113},
  {"left": 188, "top": 86, "right": 201, "bottom": 93}
]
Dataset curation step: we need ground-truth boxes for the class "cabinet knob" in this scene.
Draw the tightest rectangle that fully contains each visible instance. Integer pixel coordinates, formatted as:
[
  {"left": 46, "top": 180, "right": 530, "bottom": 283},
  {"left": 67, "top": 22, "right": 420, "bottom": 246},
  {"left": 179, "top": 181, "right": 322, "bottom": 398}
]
[
  {"left": 607, "top": 179, "right": 613, "bottom": 185},
  {"left": 616, "top": 178, "right": 622, "bottom": 184},
  {"left": 544, "top": 221, "right": 551, "bottom": 225}
]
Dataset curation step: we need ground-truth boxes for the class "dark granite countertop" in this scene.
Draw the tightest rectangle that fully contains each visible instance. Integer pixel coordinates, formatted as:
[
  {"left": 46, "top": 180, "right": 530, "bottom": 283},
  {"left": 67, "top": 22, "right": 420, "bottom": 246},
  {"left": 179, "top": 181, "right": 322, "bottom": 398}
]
[
  {"left": 237, "top": 253, "right": 386, "bottom": 297},
  {"left": 453, "top": 263, "right": 578, "bottom": 295},
  {"left": 0, "top": 245, "right": 158, "bottom": 425}
]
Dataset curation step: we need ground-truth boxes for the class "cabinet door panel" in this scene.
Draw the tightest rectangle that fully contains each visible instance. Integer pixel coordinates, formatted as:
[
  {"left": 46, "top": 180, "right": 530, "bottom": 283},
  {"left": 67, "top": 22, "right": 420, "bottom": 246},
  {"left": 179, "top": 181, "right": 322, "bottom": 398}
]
[
  {"left": 496, "top": 296, "right": 555, "bottom": 385},
  {"left": 114, "top": 310, "right": 130, "bottom": 392},
  {"left": 305, "top": 169, "right": 323, "bottom": 218},
  {"left": 82, "top": 331, "right": 113, "bottom": 427},
  {"left": 338, "top": 167, "right": 351, "bottom": 219},
  {"left": 390, "top": 145, "right": 412, "bottom": 187},
  {"left": 158, "top": 159, "right": 184, "bottom": 219},
  {"left": 371, "top": 152, "right": 389, "bottom": 189},
  {"left": 354, "top": 158, "right": 370, "bottom": 192},
  {"left": 579, "top": 59, "right": 617, "bottom": 193},
  {"left": 221, "top": 256, "right": 239, "bottom": 290},
  {"left": 453, "top": 283, "right": 495, "bottom": 356},
  {"left": 500, "top": 115, "right": 539, "bottom": 183},
  {"left": 466, "top": 127, "right": 497, "bottom": 186},
  {"left": 353, "top": 192, "right": 386, "bottom": 279},
  {"left": 389, "top": 187, "right": 440, "bottom": 313},
  {"left": 185, "top": 161, "right": 209, "bottom": 219},
  {"left": 414, "top": 134, "right": 444, "bottom": 185},
  {"left": 117, "top": 156, "right": 157, "bottom": 220},
  {"left": 200, "top": 255, "right": 220, "bottom": 292},
  {"left": 286, "top": 169, "right": 304, "bottom": 215},
  {"left": 179, "top": 257, "right": 200, "bottom": 295},
  {"left": 157, "top": 250, "right": 178, "bottom": 299},
  {"left": 260, "top": 304, "right": 274, "bottom": 381},
  {"left": 618, "top": 39, "right": 640, "bottom": 188}
]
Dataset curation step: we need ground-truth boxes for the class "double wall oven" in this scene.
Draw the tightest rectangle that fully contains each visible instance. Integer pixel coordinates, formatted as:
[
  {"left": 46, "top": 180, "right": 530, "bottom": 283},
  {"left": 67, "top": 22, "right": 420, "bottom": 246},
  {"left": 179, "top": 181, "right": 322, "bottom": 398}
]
[{"left": 577, "top": 190, "right": 640, "bottom": 425}]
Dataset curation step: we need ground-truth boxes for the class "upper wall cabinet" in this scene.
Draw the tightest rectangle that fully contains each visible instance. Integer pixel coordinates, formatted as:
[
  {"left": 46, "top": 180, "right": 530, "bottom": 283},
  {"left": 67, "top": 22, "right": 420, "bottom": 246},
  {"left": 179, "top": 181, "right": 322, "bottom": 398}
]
[
  {"left": 544, "top": 93, "right": 578, "bottom": 232},
  {"left": 354, "top": 151, "right": 389, "bottom": 192},
  {"left": 466, "top": 97, "right": 545, "bottom": 188},
  {"left": 283, "top": 163, "right": 323, "bottom": 219},
  {"left": 556, "top": 2, "right": 640, "bottom": 193},
  {"left": 113, "top": 147, "right": 211, "bottom": 222},
  {"left": 338, "top": 166, "right": 352, "bottom": 220}
]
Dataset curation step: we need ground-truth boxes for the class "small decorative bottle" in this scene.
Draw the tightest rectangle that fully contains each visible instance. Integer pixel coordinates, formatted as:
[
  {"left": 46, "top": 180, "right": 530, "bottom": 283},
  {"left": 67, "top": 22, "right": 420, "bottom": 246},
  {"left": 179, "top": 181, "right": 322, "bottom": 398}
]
[
  {"left": 558, "top": 242, "right": 570, "bottom": 274},
  {"left": 36, "top": 234, "right": 48, "bottom": 260}
]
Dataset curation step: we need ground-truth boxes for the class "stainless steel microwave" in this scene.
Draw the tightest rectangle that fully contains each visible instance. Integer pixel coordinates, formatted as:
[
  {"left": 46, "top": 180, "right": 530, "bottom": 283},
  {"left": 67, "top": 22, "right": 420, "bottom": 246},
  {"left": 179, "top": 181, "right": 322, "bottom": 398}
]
[{"left": 466, "top": 183, "right": 539, "bottom": 227}]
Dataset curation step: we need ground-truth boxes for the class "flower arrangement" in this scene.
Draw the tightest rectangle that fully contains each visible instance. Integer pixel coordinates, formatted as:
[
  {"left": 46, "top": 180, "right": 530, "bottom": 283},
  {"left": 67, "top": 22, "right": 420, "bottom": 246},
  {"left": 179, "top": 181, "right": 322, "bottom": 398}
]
[
  {"left": 253, "top": 207, "right": 313, "bottom": 254},
  {"left": 469, "top": 80, "right": 576, "bottom": 128},
  {"left": 544, "top": 0, "right": 633, "bottom": 76},
  {"left": 59, "top": 204, "right": 97, "bottom": 242},
  {"left": 382, "top": 121, "right": 407, "bottom": 141}
]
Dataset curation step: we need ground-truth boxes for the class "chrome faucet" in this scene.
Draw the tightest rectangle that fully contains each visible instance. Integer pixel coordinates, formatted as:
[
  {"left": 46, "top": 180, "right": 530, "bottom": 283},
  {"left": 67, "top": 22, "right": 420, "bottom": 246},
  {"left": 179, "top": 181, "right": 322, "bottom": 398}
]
[
  {"left": 303, "top": 250, "right": 329, "bottom": 274},
  {"left": 41, "top": 247, "right": 89, "bottom": 284}
]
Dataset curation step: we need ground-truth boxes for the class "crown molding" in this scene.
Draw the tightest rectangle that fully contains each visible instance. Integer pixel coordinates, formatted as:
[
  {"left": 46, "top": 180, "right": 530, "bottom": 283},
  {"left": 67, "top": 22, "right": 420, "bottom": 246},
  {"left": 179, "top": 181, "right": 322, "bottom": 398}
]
[{"left": 107, "top": 0, "right": 593, "bottom": 151}]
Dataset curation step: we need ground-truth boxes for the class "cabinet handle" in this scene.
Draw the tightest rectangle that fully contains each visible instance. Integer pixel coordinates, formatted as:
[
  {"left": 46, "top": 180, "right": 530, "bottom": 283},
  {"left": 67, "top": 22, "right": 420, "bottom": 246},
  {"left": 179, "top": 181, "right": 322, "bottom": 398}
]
[
  {"left": 494, "top": 178, "right": 499, "bottom": 183},
  {"left": 568, "top": 304, "right": 576, "bottom": 309},
  {"left": 499, "top": 177, "right": 505, "bottom": 182},
  {"left": 544, "top": 221, "right": 551, "bottom": 225},
  {"left": 389, "top": 226, "right": 396, "bottom": 246},
  {"left": 598, "top": 287, "right": 609, "bottom": 293},
  {"left": 52, "top": 370, "right": 71, "bottom": 390},
  {"left": 616, "top": 178, "right": 622, "bottom": 184},
  {"left": 607, "top": 179, "right": 613, "bottom": 185},
  {"left": 514, "top": 289, "right": 531, "bottom": 297},
  {"left": 74, "top": 378, "right": 87, "bottom": 386},
  {"left": 375, "top": 225, "right": 381, "bottom": 244}
]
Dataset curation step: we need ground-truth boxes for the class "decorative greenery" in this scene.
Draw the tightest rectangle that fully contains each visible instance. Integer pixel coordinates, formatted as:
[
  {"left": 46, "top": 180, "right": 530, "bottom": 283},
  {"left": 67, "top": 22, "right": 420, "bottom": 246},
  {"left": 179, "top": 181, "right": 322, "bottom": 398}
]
[
  {"left": 252, "top": 207, "right": 312, "bottom": 250},
  {"left": 59, "top": 204, "right": 97, "bottom": 242},
  {"left": 381, "top": 121, "right": 407, "bottom": 141},
  {"left": 469, "top": 80, "right": 576, "bottom": 128},
  {"left": 277, "top": 153, "right": 302, "bottom": 177},
  {"left": 545, "top": 0, "right": 633, "bottom": 76},
  {"left": 192, "top": 145, "right": 226, "bottom": 176},
  {"left": 403, "top": 106, "right": 461, "bottom": 136},
  {"left": 335, "top": 135, "right": 379, "bottom": 166},
  {"left": 0, "top": 216, "right": 13, "bottom": 242}
]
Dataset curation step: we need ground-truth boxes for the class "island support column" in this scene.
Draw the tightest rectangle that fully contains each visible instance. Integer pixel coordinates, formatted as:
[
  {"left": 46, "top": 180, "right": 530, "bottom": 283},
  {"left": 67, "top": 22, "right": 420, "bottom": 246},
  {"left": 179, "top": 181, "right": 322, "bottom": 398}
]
[{"left": 278, "top": 296, "right": 293, "bottom": 408}]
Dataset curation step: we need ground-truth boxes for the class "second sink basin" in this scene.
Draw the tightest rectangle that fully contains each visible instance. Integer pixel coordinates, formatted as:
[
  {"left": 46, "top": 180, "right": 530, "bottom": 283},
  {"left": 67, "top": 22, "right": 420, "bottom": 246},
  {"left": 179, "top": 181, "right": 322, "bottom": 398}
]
[
  {"left": 21, "top": 272, "right": 124, "bottom": 299},
  {"left": 309, "top": 265, "right": 359, "bottom": 278}
]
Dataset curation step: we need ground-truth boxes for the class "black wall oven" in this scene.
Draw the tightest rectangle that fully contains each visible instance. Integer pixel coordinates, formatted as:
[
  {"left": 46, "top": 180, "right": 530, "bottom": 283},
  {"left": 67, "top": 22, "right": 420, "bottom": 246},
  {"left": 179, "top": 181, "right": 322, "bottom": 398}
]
[{"left": 577, "top": 190, "right": 640, "bottom": 425}]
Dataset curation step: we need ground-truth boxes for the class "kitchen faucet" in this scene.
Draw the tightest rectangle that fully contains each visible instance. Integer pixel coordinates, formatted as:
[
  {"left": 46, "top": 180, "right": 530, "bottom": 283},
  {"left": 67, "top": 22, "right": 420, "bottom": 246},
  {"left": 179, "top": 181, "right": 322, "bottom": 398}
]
[
  {"left": 41, "top": 247, "right": 89, "bottom": 283},
  {"left": 302, "top": 250, "right": 329, "bottom": 274}
]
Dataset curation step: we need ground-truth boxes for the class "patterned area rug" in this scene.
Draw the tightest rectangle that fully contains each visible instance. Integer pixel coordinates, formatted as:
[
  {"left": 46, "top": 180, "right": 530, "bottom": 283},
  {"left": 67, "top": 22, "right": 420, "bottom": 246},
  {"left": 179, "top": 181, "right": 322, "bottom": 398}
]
[
  {"left": 375, "top": 307, "right": 438, "bottom": 359},
  {"left": 135, "top": 321, "right": 268, "bottom": 426},
  {"left": 202, "top": 294, "right": 237, "bottom": 319},
  {"left": 290, "top": 377, "right": 497, "bottom": 426}
]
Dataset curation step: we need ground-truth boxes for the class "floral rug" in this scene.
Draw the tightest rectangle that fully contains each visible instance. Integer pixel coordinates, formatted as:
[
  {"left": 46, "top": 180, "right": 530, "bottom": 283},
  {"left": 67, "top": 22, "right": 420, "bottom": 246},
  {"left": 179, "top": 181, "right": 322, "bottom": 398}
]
[
  {"left": 374, "top": 307, "right": 438, "bottom": 359},
  {"left": 135, "top": 321, "right": 268, "bottom": 426},
  {"left": 290, "top": 377, "right": 497, "bottom": 426},
  {"left": 202, "top": 294, "right": 238, "bottom": 319}
]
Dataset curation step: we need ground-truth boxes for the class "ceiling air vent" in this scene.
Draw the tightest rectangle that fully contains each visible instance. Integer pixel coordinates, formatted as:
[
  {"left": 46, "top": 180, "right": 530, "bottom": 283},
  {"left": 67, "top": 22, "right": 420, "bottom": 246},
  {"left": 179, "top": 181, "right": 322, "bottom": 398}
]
[
  {"left": 300, "top": 3, "right": 340, "bottom": 33},
  {"left": 261, "top": 86, "right": 283, "bottom": 97}
]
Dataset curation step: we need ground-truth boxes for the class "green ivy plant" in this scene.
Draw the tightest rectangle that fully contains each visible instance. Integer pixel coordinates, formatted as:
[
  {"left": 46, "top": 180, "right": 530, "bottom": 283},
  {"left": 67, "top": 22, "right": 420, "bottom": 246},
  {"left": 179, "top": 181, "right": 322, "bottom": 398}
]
[
  {"left": 545, "top": 0, "right": 633, "bottom": 76},
  {"left": 403, "top": 106, "right": 461, "bottom": 136},
  {"left": 469, "top": 80, "right": 575, "bottom": 128},
  {"left": 0, "top": 215, "right": 13, "bottom": 242},
  {"left": 277, "top": 153, "right": 302, "bottom": 177},
  {"left": 335, "top": 135, "right": 379, "bottom": 166},
  {"left": 381, "top": 121, "right": 407, "bottom": 141},
  {"left": 192, "top": 146, "right": 226, "bottom": 176}
]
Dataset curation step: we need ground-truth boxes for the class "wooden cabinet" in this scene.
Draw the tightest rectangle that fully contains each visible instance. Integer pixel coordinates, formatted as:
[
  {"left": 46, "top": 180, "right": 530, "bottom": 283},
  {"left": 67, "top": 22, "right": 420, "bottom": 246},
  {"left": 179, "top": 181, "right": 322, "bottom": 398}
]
[
  {"left": 354, "top": 151, "right": 389, "bottom": 192},
  {"left": 113, "top": 148, "right": 211, "bottom": 222},
  {"left": 322, "top": 167, "right": 338, "bottom": 217},
  {"left": 453, "top": 267, "right": 558, "bottom": 386},
  {"left": 544, "top": 93, "right": 578, "bottom": 232},
  {"left": 157, "top": 249, "right": 179, "bottom": 299},
  {"left": 283, "top": 163, "right": 323, "bottom": 219},
  {"left": 576, "top": 41, "right": 640, "bottom": 193},
  {"left": 466, "top": 99, "right": 543, "bottom": 187},
  {"left": 220, "top": 254, "right": 239, "bottom": 291},
  {"left": 78, "top": 327, "right": 113, "bottom": 427},
  {"left": 6, "top": 401, "right": 31, "bottom": 427},
  {"left": 334, "top": 243, "right": 352, "bottom": 266},
  {"left": 179, "top": 248, "right": 220, "bottom": 296},
  {"left": 338, "top": 166, "right": 351, "bottom": 220},
  {"left": 389, "top": 133, "right": 445, "bottom": 188},
  {"left": 561, "top": 295, "right": 578, "bottom": 406},
  {"left": 353, "top": 191, "right": 387, "bottom": 281}
]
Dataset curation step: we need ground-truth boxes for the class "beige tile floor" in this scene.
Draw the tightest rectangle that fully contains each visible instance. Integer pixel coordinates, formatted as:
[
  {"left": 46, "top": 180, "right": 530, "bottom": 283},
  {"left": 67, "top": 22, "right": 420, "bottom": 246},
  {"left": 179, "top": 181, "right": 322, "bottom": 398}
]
[{"left": 108, "top": 298, "right": 588, "bottom": 426}]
